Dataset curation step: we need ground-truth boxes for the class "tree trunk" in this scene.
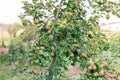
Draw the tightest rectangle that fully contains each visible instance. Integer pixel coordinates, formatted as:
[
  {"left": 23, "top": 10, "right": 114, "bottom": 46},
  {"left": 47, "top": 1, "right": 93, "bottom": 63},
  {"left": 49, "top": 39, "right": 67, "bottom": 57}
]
[
  {"left": 48, "top": 53, "right": 56, "bottom": 80},
  {"left": 1, "top": 31, "right": 5, "bottom": 47}
]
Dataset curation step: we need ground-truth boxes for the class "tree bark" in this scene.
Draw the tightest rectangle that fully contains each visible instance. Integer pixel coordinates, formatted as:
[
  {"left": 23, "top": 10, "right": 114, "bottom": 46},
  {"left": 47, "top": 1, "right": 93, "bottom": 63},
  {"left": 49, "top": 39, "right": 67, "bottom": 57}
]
[
  {"left": 48, "top": 53, "right": 56, "bottom": 80},
  {"left": 47, "top": 1, "right": 62, "bottom": 79},
  {"left": 1, "top": 31, "right": 5, "bottom": 47}
]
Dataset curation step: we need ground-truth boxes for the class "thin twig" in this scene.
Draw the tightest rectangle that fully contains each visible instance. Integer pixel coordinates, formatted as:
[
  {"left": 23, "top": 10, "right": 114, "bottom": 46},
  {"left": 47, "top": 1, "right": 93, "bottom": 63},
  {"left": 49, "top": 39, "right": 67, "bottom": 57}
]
[
  {"left": 55, "top": 0, "right": 62, "bottom": 19},
  {"left": 44, "top": 16, "right": 53, "bottom": 27}
]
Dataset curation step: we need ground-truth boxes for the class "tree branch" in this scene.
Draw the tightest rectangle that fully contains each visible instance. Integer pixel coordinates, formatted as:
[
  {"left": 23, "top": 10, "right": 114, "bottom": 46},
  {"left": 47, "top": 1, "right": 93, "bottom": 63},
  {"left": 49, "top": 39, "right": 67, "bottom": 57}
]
[
  {"left": 44, "top": 16, "right": 53, "bottom": 28},
  {"left": 55, "top": 0, "right": 62, "bottom": 19}
]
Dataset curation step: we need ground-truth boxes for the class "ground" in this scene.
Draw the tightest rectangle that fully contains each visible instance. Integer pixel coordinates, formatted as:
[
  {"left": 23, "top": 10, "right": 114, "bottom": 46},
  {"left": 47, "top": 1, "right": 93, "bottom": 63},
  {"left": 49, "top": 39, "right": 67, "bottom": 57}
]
[{"left": 0, "top": 48, "right": 9, "bottom": 54}]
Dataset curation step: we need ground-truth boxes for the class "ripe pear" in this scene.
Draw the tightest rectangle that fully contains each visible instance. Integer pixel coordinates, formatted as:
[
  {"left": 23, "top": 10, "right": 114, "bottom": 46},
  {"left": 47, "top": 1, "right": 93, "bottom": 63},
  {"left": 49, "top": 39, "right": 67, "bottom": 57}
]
[
  {"left": 106, "top": 14, "right": 110, "bottom": 19},
  {"left": 82, "top": 52, "right": 87, "bottom": 58},
  {"left": 88, "top": 65, "right": 93, "bottom": 71},
  {"left": 95, "top": 0, "right": 102, "bottom": 3},
  {"left": 93, "top": 72, "right": 99, "bottom": 77},
  {"left": 47, "top": 29, "right": 52, "bottom": 34},
  {"left": 99, "top": 70, "right": 105, "bottom": 76},
  {"left": 39, "top": 46, "right": 45, "bottom": 50},
  {"left": 70, "top": 53, "right": 74, "bottom": 58},
  {"left": 51, "top": 52, "right": 55, "bottom": 57}
]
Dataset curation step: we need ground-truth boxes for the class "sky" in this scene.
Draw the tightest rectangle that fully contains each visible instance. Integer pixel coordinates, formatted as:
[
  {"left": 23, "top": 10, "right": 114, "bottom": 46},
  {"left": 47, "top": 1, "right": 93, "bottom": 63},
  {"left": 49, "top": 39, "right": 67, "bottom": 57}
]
[
  {"left": 0, "top": 0, "right": 25, "bottom": 24},
  {"left": 0, "top": 0, "right": 119, "bottom": 26}
]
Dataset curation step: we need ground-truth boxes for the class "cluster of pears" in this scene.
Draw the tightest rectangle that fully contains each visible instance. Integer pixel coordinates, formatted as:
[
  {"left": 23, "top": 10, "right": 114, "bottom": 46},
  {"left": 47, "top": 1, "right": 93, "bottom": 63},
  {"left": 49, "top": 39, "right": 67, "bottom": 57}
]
[
  {"left": 88, "top": 64, "right": 105, "bottom": 77},
  {"left": 70, "top": 52, "right": 87, "bottom": 58}
]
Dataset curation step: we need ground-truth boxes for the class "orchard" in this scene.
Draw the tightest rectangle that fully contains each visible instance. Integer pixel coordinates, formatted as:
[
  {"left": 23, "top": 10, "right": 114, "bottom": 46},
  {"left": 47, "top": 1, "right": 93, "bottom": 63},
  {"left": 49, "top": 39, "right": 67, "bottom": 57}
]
[{"left": 7, "top": 0, "right": 120, "bottom": 80}]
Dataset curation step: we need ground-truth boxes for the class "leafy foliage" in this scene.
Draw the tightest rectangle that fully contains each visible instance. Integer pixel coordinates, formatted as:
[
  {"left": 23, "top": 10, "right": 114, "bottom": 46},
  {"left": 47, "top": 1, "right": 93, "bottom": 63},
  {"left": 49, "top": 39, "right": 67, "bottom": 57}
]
[
  {"left": 9, "top": 0, "right": 120, "bottom": 80},
  {"left": 108, "top": 33, "right": 120, "bottom": 53}
]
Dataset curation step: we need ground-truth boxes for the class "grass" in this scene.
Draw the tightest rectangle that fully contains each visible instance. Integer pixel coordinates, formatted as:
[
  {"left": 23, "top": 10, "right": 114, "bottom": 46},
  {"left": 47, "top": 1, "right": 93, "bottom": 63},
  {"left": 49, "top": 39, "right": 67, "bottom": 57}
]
[
  {"left": 0, "top": 54, "right": 36, "bottom": 80},
  {"left": 0, "top": 54, "right": 44, "bottom": 80},
  {"left": 0, "top": 54, "right": 12, "bottom": 80}
]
